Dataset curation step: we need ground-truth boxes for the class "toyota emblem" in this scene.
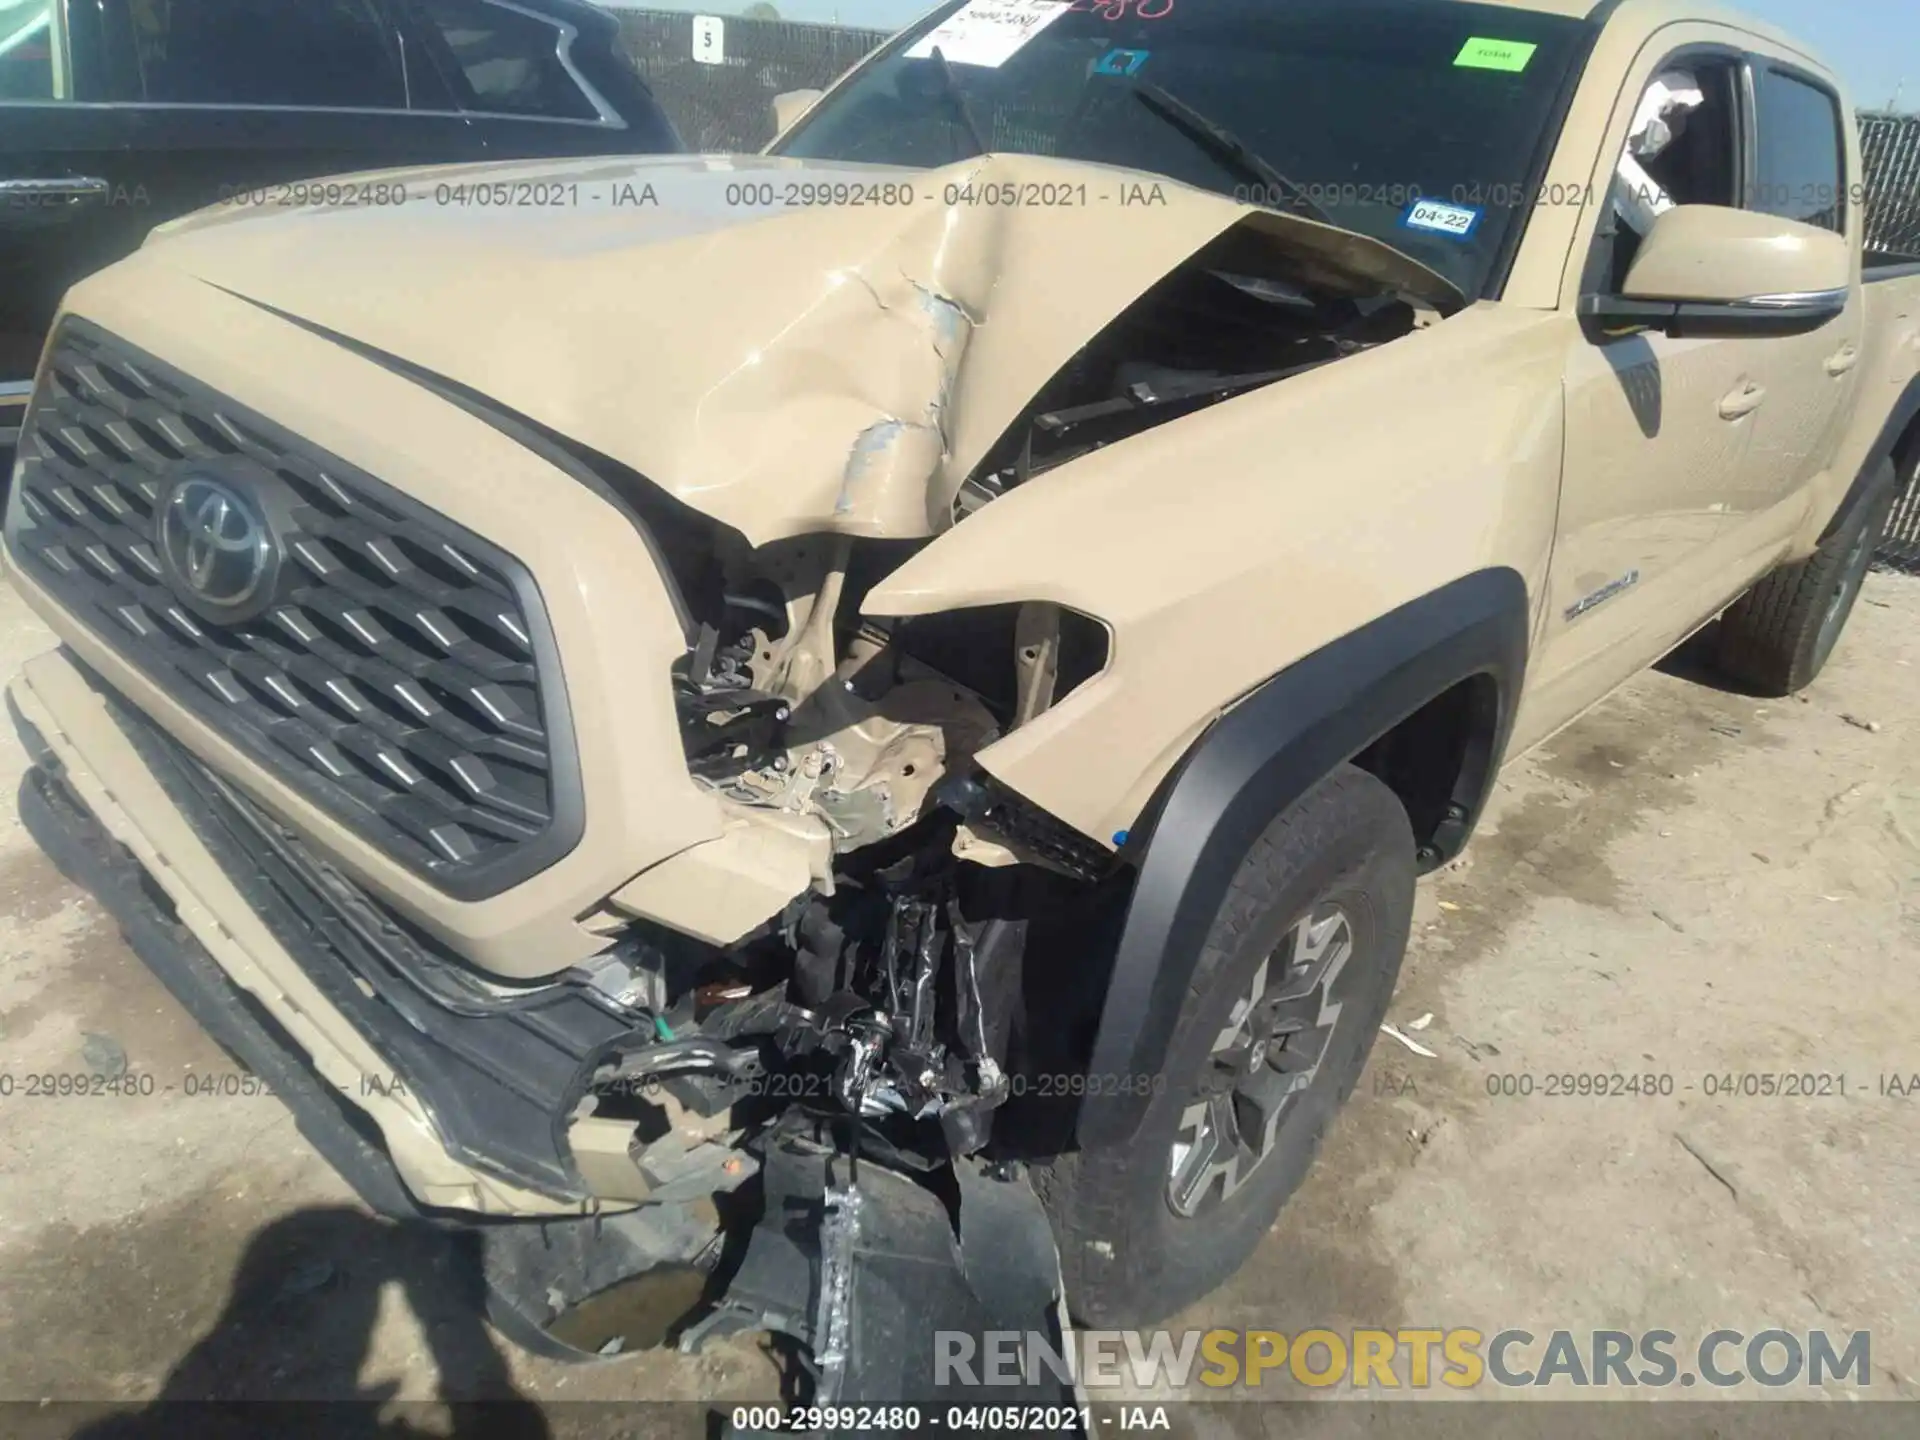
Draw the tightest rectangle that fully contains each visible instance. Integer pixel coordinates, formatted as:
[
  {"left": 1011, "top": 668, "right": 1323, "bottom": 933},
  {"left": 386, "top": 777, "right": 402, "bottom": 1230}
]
[{"left": 157, "top": 476, "right": 277, "bottom": 617}]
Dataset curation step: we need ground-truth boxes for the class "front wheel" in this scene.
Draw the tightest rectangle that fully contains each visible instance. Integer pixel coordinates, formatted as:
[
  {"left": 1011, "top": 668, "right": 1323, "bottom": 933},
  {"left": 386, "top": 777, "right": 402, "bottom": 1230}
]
[{"left": 1033, "top": 765, "right": 1416, "bottom": 1327}]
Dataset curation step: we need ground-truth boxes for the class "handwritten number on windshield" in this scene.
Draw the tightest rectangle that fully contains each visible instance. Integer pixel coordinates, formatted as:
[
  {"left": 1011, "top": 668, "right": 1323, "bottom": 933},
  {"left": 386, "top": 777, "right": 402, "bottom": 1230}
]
[{"left": 1069, "top": 0, "right": 1176, "bottom": 21}]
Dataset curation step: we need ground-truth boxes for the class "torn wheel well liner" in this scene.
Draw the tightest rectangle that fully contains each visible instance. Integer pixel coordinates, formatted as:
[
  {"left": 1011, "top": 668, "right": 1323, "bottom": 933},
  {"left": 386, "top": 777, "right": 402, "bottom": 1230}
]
[
  {"left": 1074, "top": 567, "right": 1528, "bottom": 1152},
  {"left": 1350, "top": 672, "right": 1503, "bottom": 868}
]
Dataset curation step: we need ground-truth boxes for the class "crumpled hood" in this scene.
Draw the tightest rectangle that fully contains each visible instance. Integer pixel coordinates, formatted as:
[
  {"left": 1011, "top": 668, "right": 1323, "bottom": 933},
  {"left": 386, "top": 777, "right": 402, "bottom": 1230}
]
[{"left": 143, "top": 151, "right": 1459, "bottom": 546}]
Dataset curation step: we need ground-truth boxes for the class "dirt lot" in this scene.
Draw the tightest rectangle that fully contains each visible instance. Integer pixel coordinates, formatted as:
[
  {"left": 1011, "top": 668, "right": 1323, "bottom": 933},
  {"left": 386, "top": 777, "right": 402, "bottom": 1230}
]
[{"left": 0, "top": 569, "right": 1916, "bottom": 1433}]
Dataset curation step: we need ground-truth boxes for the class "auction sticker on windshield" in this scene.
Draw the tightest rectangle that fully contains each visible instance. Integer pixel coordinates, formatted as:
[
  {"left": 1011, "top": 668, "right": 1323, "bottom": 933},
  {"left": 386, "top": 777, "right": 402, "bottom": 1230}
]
[
  {"left": 1404, "top": 198, "right": 1483, "bottom": 239},
  {"left": 1454, "top": 36, "right": 1539, "bottom": 72},
  {"left": 906, "top": 0, "right": 1072, "bottom": 69}
]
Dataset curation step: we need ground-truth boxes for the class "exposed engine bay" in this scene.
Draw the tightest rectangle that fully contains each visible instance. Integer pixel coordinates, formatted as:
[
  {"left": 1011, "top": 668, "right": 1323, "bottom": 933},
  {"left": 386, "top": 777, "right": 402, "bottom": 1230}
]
[
  {"left": 956, "top": 232, "right": 1431, "bottom": 517},
  {"left": 570, "top": 245, "right": 1425, "bottom": 1198}
]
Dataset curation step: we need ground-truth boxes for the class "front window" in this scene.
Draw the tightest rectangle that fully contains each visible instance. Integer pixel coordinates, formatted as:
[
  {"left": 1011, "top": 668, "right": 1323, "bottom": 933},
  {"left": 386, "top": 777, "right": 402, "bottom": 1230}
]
[{"left": 774, "top": 0, "right": 1590, "bottom": 299}]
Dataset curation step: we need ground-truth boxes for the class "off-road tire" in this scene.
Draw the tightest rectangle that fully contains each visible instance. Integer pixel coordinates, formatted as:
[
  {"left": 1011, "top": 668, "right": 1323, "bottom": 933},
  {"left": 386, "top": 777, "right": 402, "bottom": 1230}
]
[
  {"left": 1032, "top": 765, "right": 1416, "bottom": 1328},
  {"left": 1716, "top": 458, "right": 1900, "bottom": 697}
]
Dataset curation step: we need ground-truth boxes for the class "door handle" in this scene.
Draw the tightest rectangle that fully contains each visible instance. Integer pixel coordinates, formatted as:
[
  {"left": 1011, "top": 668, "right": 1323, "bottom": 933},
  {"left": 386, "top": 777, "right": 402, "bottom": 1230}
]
[
  {"left": 1718, "top": 381, "right": 1767, "bottom": 420},
  {"left": 0, "top": 177, "right": 109, "bottom": 203},
  {"left": 1824, "top": 344, "right": 1860, "bottom": 377}
]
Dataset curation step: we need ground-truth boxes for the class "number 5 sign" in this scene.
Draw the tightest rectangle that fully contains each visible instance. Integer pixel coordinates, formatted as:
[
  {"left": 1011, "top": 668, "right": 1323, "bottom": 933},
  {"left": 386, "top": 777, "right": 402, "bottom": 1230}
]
[{"left": 693, "top": 15, "right": 725, "bottom": 65}]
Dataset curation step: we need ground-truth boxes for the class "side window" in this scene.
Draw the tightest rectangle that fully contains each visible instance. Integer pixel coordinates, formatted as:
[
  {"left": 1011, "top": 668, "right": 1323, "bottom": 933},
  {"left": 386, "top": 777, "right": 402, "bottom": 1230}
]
[
  {"left": 108, "top": 0, "right": 408, "bottom": 107},
  {"left": 1591, "top": 56, "right": 1743, "bottom": 293},
  {"left": 1752, "top": 66, "right": 1846, "bottom": 234},
  {"left": 1625, "top": 62, "right": 1741, "bottom": 212},
  {"left": 413, "top": 0, "right": 598, "bottom": 122},
  {"left": 0, "top": 0, "right": 60, "bottom": 100}
]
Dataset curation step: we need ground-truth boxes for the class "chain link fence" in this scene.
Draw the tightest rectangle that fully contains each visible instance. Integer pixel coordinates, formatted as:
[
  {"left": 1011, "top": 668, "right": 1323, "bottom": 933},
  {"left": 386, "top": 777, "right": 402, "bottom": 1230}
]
[
  {"left": 1883, "top": 476, "right": 1920, "bottom": 573},
  {"left": 1860, "top": 113, "right": 1920, "bottom": 572},
  {"left": 1861, "top": 111, "right": 1920, "bottom": 263}
]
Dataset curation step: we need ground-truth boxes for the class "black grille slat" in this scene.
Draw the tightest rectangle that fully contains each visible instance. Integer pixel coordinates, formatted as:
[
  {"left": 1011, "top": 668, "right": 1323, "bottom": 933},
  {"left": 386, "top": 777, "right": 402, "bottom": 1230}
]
[{"left": 7, "top": 321, "right": 579, "bottom": 894}]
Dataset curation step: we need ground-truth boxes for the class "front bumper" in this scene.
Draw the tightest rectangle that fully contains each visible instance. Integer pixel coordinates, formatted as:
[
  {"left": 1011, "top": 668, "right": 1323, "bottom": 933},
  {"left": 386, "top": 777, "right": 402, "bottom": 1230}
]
[
  {"left": 15, "top": 724, "right": 735, "bottom": 1356},
  {"left": 17, "top": 709, "right": 423, "bottom": 1219},
  {"left": 11, "top": 649, "right": 1081, "bottom": 1386},
  {"left": 9, "top": 645, "right": 602, "bottom": 1216}
]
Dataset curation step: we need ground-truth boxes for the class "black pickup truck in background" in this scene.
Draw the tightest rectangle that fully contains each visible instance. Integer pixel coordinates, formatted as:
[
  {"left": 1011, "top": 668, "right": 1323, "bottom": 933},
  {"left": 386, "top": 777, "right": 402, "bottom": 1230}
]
[{"left": 0, "top": 0, "right": 683, "bottom": 452}]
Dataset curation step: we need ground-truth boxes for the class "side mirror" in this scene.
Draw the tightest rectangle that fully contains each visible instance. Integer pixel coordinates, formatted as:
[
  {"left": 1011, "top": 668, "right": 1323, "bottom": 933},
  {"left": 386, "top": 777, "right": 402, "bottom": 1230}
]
[
  {"left": 771, "top": 88, "right": 824, "bottom": 137},
  {"left": 1580, "top": 205, "right": 1851, "bottom": 338}
]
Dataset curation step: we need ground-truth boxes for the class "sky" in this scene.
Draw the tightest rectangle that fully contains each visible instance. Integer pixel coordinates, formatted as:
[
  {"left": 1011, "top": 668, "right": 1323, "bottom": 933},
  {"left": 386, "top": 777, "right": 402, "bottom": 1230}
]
[
  {"left": 1739, "top": 0, "right": 1913, "bottom": 110},
  {"left": 600, "top": 0, "right": 1918, "bottom": 114}
]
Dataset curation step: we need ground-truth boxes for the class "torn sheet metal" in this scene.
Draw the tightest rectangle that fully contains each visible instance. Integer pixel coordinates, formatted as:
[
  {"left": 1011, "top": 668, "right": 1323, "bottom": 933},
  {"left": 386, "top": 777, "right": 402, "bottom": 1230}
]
[{"left": 134, "top": 151, "right": 1460, "bottom": 547}]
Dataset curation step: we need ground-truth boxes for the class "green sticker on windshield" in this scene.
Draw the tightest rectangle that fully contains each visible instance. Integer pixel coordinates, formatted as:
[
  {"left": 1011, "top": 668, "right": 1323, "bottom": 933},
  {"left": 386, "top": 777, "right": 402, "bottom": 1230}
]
[{"left": 1455, "top": 37, "right": 1538, "bottom": 72}]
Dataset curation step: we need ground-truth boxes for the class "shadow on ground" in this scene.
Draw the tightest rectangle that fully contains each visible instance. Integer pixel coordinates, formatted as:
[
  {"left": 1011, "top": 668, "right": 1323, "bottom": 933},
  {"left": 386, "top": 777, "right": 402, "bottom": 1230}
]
[
  {"left": 65, "top": 1206, "right": 550, "bottom": 1439},
  {"left": 1651, "top": 619, "right": 1741, "bottom": 691}
]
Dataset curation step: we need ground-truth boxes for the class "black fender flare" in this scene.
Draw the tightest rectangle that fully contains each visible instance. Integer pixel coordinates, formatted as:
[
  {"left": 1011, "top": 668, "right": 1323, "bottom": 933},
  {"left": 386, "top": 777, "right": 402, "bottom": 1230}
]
[
  {"left": 1075, "top": 568, "right": 1531, "bottom": 1152},
  {"left": 1825, "top": 373, "right": 1920, "bottom": 539}
]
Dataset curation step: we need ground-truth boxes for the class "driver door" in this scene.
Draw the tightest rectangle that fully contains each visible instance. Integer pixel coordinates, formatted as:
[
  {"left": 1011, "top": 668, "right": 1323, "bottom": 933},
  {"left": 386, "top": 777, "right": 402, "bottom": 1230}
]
[
  {"left": 1520, "top": 43, "right": 1763, "bottom": 744},
  {"left": 1714, "top": 58, "right": 1865, "bottom": 564}
]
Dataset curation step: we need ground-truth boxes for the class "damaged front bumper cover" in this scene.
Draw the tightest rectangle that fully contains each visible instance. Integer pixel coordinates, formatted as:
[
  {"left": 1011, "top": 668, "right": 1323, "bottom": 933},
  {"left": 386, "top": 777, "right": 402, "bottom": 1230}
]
[
  {"left": 30, "top": 663, "right": 684, "bottom": 1204},
  {"left": 10, "top": 709, "right": 725, "bottom": 1352},
  {"left": 10, "top": 657, "right": 1078, "bottom": 1409}
]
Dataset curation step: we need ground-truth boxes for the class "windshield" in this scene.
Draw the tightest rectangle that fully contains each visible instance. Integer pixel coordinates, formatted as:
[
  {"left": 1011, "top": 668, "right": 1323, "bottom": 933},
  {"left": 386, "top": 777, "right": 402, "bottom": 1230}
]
[{"left": 774, "top": 0, "right": 1591, "bottom": 299}]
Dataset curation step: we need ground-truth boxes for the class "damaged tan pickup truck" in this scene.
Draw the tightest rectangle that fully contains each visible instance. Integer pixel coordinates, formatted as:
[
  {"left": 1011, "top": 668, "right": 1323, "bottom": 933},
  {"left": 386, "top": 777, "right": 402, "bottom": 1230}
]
[{"left": 8, "top": 0, "right": 1920, "bottom": 1397}]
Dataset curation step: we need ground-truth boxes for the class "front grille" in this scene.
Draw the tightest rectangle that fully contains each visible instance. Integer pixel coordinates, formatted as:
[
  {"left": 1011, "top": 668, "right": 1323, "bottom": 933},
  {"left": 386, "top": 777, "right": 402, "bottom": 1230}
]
[{"left": 6, "top": 320, "right": 581, "bottom": 898}]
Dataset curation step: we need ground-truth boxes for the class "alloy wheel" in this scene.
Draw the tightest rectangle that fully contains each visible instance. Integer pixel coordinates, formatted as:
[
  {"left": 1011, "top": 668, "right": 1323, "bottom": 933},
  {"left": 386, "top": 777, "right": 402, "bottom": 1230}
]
[{"left": 1167, "top": 903, "right": 1355, "bottom": 1218}]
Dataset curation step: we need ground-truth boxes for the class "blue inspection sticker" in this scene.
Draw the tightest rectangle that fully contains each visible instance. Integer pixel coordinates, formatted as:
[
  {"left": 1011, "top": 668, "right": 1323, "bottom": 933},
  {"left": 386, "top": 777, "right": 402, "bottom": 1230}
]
[
  {"left": 1402, "top": 198, "right": 1482, "bottom": 240},
  {"left": 1095, "top": 47, "right": 1150, "bottom": 77}
]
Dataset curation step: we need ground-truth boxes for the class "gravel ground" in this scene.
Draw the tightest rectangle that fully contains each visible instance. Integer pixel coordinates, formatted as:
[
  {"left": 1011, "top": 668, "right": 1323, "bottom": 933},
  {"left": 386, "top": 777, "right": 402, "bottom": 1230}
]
[{"left": 0, "top": 571, "right": 1915, "bottom": 1436}]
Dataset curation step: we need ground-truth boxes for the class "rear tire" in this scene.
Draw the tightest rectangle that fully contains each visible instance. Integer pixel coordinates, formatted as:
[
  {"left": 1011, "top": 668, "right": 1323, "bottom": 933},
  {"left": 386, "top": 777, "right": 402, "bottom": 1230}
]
[
  {"left": 1716, "top": 459, "right": 1899, "bottom": 697},
  {"left": 1033, "top": 765, "right": 1415, "bottom": 1328}
]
